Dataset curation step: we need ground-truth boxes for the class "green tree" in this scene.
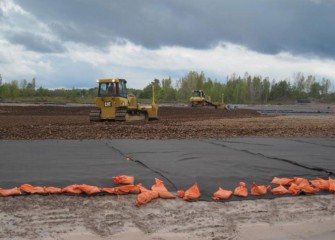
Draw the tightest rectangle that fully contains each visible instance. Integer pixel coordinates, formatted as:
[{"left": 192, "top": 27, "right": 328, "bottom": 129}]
[
  {"left": 0, "top": 84, "right": 10, "bottom": 98},
  {"left": 269, "top": 80, "right": 291, "bottom": 101},
  {"left": 10, "top": 80, "right": 20, "bottom": 98},
  {"left": 224, "top": 75, "right": 248, "bottom": 103},
  {"left": 293, "top": 72, "right": 307, "bottom": 99},
  {"left": 159, "top": 77, "right": 177, "bottom": 101},
  {"left": 252, "top": 76, "right": 262, "bottom": 103},
  {"left": 310, "top": 82, "right": 321, "bottom": 98},
  {"left": 305, "top": 75, "right": 315, "bottom": 94},
  {"left": 261, "top": 78, "right": 270, "bottom": 103},
  {"left": 320, "top": 78, "right": 331, "bottom": 96}
]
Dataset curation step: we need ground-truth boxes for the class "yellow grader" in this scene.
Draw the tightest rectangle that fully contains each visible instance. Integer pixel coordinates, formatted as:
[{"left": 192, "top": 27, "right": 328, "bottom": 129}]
[
  {"left": 189, "top": 90, "right": 219, "bottom": 108},
  {"left": 89, "top": 78, "right": 158, "bottom": 121}
]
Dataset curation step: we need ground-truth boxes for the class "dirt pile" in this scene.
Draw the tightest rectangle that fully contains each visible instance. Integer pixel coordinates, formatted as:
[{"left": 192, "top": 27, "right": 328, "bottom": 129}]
[{"left": 0, "top": 105, "right": 334, "bottom": 139}]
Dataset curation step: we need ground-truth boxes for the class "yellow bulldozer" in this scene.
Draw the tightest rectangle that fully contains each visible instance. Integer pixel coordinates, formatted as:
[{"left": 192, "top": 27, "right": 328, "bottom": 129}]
[
  {"left": 89, "top": 78, "right": 158, "bottom": 121},
  {"left": 189, "top": 90, "right": 219, "bottom": 108}
]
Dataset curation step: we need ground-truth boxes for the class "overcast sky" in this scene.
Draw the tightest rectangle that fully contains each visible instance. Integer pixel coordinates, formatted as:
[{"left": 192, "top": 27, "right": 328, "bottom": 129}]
[{"left": 1, "top": 0, "right": 335, "bottom": 89}]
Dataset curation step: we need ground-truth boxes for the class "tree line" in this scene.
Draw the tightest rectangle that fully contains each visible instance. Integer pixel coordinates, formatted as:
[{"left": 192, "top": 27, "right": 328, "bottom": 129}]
[
  {"left": 0, "top": 78, "right": 97, "bottom": 103},
  {"left": 0, "top": 71, "right": 333, "bottom": 104},
  {"left": 139, "top": 71, "right": 333, "bottom": 103}
]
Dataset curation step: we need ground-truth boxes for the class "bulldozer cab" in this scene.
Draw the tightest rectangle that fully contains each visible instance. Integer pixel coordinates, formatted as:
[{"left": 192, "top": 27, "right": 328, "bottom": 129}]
[
  {"left": 98, "top": 79, "right": 127, "bottom": 98},
  {"left": 192, "top": 90, "right": 205, "bottom": 98}
]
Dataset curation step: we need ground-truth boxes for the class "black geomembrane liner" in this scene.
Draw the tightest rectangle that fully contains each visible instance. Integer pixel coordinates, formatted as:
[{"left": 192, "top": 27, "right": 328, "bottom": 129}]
[{"left": 0, "top": 138, "right": 334, "bottom": 201}]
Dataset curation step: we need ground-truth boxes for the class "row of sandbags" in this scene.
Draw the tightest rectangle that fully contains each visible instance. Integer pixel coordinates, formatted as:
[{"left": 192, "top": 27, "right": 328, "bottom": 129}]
[
  {"left": 0, "top": 176, "right": 334, "bottom": 206},
  {"left": 179, "top": 176, "right": 335, "bottom": 201}
]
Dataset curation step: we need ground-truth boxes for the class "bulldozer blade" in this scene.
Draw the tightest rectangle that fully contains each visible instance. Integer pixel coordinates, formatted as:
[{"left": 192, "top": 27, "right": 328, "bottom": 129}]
[{"left": 125, "top": 113, "right": 147, "bottom": 122}]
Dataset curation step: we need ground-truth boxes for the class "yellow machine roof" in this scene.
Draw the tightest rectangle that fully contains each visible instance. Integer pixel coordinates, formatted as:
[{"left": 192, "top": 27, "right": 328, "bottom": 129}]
[{"left": 96, "top": 78, "right": 126, "bottom": 83}]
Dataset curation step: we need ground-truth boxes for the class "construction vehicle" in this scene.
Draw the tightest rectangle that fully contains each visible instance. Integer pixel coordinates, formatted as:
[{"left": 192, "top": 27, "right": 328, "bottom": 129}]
[
  {"left": 89, "top": 78, "right": 158, "bottom": 121},
  {"left": 189, "top": 90, "right": 219, "bottom": 108}
]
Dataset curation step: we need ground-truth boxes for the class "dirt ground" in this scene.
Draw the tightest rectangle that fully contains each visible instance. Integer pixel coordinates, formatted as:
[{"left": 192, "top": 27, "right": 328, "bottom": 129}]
[
  {"left": 0, "top": 104, "right": 335, "bottom": 239},
  {"left": 1, "top": 194, "right": 334, "bottom": 240},
  {"left": 0, "top": 105, "right": 335, "bottom": 139}
]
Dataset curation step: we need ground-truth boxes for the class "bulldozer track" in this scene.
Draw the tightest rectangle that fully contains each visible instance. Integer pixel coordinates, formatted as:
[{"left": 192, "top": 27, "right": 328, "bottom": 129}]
[
  {"left": 89, "top": 109, "right": 101, "bottom": 122},
  {"left": 115, "top": 108, "right": 127, "bottom": 121}
]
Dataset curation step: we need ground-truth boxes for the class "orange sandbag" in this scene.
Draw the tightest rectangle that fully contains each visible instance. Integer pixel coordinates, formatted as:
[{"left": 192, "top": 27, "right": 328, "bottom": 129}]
[
  {"left": 271, "top": 177, "right": 293, "bottom": 186},
  {"left": 121, "top": 185, "right": 140, "bottom": 194},
  {"left": 295, "top": 178, "right": 310, "bottom": 188},
  {"left": 300, "top": 184, "right": 319, "bottom": 194},
  {"left": 293, "top": 179, "right": 318, "bottom": 194},
  {"left": 177, "top": 190, "right": 185, "bottom": 198},
  {"left": 271, "top": 185, "right": 290, "bottom": 195},
  {"left": 61, "top": 184, "right": 83, "bottom": 194},
  {"left": 112, "top": 185, "right": 140, "bottom": 195},
  {"left": 76, "top": 184, "right": 101, "bottom": 195},
  {"left": 100, "top": 187, "right": 115, "bottom": 194},
  {"left": 288, "top": 183, "right": 301, "bottom": 195},
  {"left": 251, "top": 183, "right": 271, "bottom": 196},
  {"left": 135, "top": 190, "right": 159, "bottom": 206},
  {"left": 0, "top": 187, "right": 21, "bottom": 197},
  {"left": 158, "top": 191, "right": 176, "bottom": 199},
  {"left": 20, "top": 184, "right": 45, "bottom": 194},
  {"left": 234, "top": 182, "right": 248, "bottom": 197},
  {"left": 151, "top": 178, "right": 168, "bottom": 192},
  {"left": 212, "top": 187, "right": 233, "bottom": 200},
  {"left": 329, "top": 177, "right": 335, "bottom": 192},
  {"left": 310, "top": 177, "right": 329, "bottom": 191},
  {"left": 151, "top": 178, "right": 175, "bottom": 199},
  {"left": 292, "top": 177, "right": 308, "bottom": 186},
  {"left": 112, "top": 175, "right": 134, "bottom": 185},
  {"left": 183, "top": 183, "right": 201, "bottom": 201},
  {"left": 44, "top": 186, "right": 62, "bottom": 194}
]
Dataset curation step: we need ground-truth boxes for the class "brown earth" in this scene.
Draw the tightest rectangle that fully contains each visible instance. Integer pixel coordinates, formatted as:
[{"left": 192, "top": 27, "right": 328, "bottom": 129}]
[{"left": 0, "top": 105, "right": 335, "bottom": 139}]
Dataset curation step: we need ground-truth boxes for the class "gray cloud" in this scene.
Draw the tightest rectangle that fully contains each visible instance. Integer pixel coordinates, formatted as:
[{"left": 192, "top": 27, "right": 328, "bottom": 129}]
[
  {"left": 6, "top": 31, "right": 66, "bottom": 53},
  {"left": 14, "top": 0, "right": 335, "bottom": 58}
]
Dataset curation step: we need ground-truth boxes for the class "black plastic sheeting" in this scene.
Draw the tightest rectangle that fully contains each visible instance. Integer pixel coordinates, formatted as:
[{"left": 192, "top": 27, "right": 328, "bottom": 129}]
[{"left": 0, "top": 138, "right": 334, "bottom": 201}]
